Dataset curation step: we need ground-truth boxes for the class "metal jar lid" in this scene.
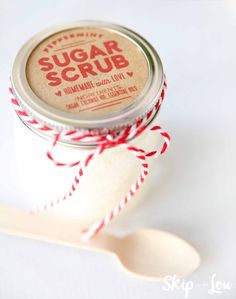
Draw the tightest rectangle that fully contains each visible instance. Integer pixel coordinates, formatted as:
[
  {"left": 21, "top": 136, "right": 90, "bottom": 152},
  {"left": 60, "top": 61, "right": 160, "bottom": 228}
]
[{"left": 11, "top": 21, "right": 164, "bottom": 134}]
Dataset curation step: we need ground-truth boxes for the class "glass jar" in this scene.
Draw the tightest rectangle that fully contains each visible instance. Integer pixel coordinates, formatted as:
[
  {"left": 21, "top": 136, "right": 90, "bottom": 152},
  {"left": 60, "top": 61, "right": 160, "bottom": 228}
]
[{"left": 10, "top": 21, "right": 166, "bottom": 234}]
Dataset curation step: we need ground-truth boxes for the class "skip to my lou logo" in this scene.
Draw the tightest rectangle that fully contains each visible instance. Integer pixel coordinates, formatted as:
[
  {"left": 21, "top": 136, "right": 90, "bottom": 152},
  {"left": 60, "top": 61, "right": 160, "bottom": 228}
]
[{"left": 163, "top": 273, "right": 233, "bottom": 298}]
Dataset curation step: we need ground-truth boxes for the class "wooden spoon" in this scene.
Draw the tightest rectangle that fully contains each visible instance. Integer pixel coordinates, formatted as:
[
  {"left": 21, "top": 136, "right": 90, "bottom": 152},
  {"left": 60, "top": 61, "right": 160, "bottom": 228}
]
[{"left": 0, "top": 205, "right": 200, "bottom": 281}]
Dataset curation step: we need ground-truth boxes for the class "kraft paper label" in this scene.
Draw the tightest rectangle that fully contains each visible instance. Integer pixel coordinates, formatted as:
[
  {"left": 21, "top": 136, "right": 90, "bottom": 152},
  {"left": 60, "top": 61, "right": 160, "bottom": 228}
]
[{"left": 26, "top": 27, "right": 149, "bottom": 116}]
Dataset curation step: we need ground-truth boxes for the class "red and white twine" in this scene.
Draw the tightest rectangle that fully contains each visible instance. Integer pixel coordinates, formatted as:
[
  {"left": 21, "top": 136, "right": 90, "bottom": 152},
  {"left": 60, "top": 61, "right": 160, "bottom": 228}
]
[{"left": 9, "top": 80, "right": 170, "bottom": 241}]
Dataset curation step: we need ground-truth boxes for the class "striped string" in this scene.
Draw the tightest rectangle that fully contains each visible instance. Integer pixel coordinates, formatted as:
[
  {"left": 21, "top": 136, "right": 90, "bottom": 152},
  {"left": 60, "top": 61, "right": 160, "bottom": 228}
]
[{"left": 9, "top": 80, "right": 170, "bottom": 241}]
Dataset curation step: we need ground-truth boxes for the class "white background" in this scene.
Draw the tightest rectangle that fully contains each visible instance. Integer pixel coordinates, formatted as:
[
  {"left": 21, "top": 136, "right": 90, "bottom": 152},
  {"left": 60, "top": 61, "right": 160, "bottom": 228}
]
[{"left": 0, "top": 0, "right": 236, "bottom": 298}]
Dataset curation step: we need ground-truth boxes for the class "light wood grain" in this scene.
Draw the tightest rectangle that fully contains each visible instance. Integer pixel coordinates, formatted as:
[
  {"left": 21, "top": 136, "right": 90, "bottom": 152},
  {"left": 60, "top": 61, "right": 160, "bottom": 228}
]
[{"left": 0, "top": 204, "right": 200, "bottom": 281}]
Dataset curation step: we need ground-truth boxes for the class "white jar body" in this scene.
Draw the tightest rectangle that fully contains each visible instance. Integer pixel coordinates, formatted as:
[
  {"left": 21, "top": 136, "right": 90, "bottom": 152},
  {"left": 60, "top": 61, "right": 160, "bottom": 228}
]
[{"left": 14, "top": 116, "right": 158, "bottom": 227}]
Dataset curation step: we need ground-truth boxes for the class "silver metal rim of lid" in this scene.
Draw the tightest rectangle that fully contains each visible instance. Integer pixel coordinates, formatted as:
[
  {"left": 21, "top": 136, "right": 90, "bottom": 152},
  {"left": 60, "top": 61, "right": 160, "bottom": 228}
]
[{"left": 11, "top": 20, "right": 164, "bottom": 131}]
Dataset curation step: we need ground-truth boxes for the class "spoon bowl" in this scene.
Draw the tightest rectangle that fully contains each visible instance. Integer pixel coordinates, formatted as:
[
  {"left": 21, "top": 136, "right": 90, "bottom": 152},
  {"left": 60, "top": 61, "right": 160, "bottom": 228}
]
[{"left": 113, "top": 229, "right": 200, "bottom": 280}]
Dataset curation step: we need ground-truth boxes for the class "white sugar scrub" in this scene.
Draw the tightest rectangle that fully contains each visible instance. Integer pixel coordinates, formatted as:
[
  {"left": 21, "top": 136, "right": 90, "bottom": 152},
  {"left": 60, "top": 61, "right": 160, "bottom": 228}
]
[
  {"left": 14, "top": 115, "right": 160, "bottom": 226},
  {"left": 10, "top": 21, "right": 168, "bottom": 235}
]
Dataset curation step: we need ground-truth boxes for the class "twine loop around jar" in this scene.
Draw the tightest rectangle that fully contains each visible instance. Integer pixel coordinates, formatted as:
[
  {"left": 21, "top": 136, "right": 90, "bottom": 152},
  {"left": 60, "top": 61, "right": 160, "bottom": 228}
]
[{"left": 9, "top": 80, "right": 170, "bottom": 241}]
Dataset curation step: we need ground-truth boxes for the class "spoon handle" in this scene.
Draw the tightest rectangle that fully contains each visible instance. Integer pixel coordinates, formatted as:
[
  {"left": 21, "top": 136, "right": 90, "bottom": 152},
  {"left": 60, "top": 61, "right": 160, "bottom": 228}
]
[{"left": 0, "top": 205, "right": 116, "bottom": 253}]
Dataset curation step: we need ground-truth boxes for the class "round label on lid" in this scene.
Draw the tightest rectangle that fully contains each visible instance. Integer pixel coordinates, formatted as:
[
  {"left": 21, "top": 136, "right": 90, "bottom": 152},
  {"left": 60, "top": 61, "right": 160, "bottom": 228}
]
[
  {"left": 26, "top": 27, "right": 149, "bottom": 117},
  {"left": 12, "top": 21, "right": 164, "bottom": 130}
]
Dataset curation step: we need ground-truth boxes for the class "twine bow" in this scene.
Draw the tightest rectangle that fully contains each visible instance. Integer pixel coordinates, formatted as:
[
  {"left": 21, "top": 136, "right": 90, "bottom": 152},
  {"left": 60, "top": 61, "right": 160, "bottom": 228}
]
[{"left": 9, "top": 80, "right": 170, "bottom": 241}]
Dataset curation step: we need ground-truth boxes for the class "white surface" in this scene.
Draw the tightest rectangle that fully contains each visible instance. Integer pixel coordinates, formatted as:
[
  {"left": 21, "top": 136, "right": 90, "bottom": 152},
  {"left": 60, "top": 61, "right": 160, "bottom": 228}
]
[{"left": 0, "top": 0, "right": 236, "bottom": 298}]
